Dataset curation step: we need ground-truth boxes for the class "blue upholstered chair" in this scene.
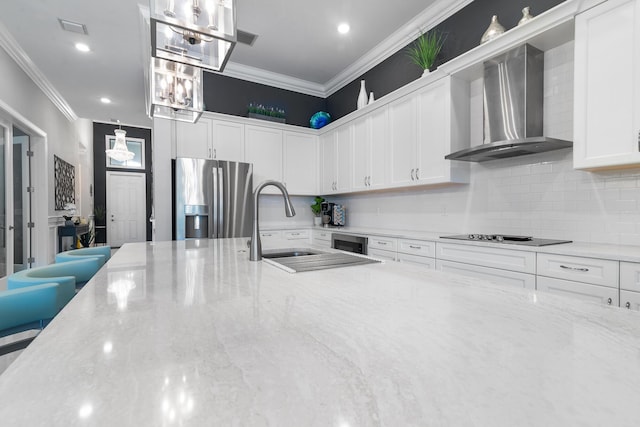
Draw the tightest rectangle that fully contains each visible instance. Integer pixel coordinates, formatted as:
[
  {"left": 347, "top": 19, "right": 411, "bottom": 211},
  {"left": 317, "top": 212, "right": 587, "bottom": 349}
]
[
  {"left": 0, "top": 282, "right": 66, "bottom": 355},
  {"left": 9, "top": 257, "right": 102, "bottom": 295},
  {"left": 0, "top": 283, "right": 61, "bottom": 338},
  {"left": 55, "top": 246, "right": 111, "bottom": 268}
]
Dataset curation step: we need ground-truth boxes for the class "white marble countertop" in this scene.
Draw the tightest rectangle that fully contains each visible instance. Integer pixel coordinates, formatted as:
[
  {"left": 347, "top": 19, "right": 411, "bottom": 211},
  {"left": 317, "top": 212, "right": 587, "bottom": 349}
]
[
  {"left": 1, "top": 238, "right": 640, "bottom": 426},
  {"left": 267, "top": 224, "right": 640, "bottom": 262}
]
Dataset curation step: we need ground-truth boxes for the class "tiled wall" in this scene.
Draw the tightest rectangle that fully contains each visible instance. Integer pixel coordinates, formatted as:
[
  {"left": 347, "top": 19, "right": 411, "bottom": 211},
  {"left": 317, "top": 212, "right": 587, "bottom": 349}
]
[{"left": 331, "top": 42, "right": 640, "bottom": 245}]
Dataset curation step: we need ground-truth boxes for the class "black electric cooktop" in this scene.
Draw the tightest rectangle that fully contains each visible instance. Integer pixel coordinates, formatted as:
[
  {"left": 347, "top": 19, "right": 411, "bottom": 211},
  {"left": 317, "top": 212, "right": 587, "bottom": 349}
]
[{"left": 440, "top": 234, "right": 572, "bottom": 247}]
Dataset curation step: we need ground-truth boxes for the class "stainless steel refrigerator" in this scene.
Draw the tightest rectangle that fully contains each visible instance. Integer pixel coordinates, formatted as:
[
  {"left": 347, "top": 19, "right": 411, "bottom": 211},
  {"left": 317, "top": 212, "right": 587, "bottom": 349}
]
[{"left": 174, "top": 157, "right": 253, "bottom": 240}]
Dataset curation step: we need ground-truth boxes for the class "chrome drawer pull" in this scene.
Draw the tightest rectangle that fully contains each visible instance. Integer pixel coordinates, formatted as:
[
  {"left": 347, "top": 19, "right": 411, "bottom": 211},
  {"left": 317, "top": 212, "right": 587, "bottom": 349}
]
[
  {"left": 291, "top": 233, "right": 299, "bottom": 236},
  {"left": 626, "top": 302, "right": 631, "bottom": 309},
  {"left": 559, "top": 265, "right": 589, "bottom": 272},
  {"left": 378, "top": 241, "right": 387, "bottom": 245},
  {"left": 607, "top": 298, "right": 612, "bottom": 305},
  {"left": 409, "top": 245, "right": 421, "bottom": 250}
]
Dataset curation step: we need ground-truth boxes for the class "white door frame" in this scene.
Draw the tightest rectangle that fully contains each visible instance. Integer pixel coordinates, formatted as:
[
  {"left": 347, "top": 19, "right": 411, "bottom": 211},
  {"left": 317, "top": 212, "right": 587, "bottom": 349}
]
[{"left": 106, "top": 170, "right": 146, "bottom": 247}]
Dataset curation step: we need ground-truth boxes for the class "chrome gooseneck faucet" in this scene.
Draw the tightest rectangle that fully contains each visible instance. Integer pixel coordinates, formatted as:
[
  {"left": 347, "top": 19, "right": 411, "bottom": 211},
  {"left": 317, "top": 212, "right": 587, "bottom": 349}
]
[{"left": 250, "top": 180, "right": 296, "bottom": 261}]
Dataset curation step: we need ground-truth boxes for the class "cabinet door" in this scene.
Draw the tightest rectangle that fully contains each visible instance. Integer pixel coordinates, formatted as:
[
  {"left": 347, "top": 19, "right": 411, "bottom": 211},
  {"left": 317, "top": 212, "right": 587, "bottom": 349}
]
[
  {"left": 388, "top": 95, "right": 417, "bottom": 187},
  {"left": 369, "top": 106, "right": 389, "bottom": 189},
  {"left": 536, "top": 276, "right": 619, "bottom": 307},
  {"left": 244, "top": 125, "right": 283, "bottom": 193},
  {"left": 398, "top": 252, "right": 435, "bottom": 269},
  {"left": 351, "top": 115, "right": 369, "bottom": 191},
  {"left": 620, "top": 290, "right": 640, "bottom": 310},
  {"left": 335, "top": 124, "right": 353, "bottom": 193},
  {"left": 283, "top": 131, "right": 317, "bottom": 195},
  {"left": 436, "top": 259, "right": 536, "bottom": 290},
  {"left": 320, "top": 131, "right": 336, "bottom": 194},
  {"left": 574, "top": 0, "right": 640, "bottom": 169},
  {"left": 176, "top": 118, "right": 211, "bottom": 159},
  {"left": 417, "top": 79, "right": 448, "bottom": 184},
  {"left": 211, "top": 119, "right": 244, "bottom": 161}
]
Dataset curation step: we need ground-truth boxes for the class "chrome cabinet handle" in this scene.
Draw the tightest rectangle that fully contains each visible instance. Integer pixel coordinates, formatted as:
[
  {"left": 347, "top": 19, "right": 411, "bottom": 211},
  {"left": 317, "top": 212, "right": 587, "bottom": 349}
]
[
  {"left": 416, "top": 168, "right": 420, "bottom": 180},
  {"left": 378, "top": 241, "right": 387, "bottom": 245},
  {"left": 637, "top": 130, "right": 640, "bottom": 151},
  {"left": 291, "top": 232, "right": 300, "bottom": 236},
  {"left": 410, "top": 169, "right": 415, "bottom": 181},
  {"left": 409, "top": 245, "right": 421, "bottom": 249},
  {"left": 607, "top": 298, "right": 612, "bottom": 305},
  {"left": 213, "top": 148, "right": 217, "bottom": 159},
  {"left": 368, "top": 176, "right": 371, "bottom": 186},
  {"left": 364, "top": 176, "right": 367, "bottom": 186},
  {"left": 626, "top": 301, "right": 631, "bottom": 309},
  {"left": 262, "top": 233, "right": 272, "bottom": 237},
  {"left": 559, "top": 265, "right": 589, "bottom": 272}
]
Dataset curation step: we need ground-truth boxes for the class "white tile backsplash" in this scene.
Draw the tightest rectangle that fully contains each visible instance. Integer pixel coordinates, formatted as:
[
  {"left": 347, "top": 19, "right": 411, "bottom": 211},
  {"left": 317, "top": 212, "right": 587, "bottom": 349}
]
[{"left": 331, "top": 42, "right": 640, "bottom": 245}]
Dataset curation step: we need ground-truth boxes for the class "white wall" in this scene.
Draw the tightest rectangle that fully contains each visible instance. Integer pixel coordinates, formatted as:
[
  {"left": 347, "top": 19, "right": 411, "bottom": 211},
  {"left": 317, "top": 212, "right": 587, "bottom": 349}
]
[
  {"left": 333, "top": 42, "right": 640, "bottom": 246},
  {"left": 0, "top": 45, "right": 87, "bottom": 264}
]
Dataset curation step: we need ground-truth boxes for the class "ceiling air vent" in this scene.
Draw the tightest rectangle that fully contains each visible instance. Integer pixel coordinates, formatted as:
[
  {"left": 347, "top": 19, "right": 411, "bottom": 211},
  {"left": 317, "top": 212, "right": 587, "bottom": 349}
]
[
  {"left": 58, "top": 18, "right": 88, "bottom": 35},
  {"left": 237, "top": 29, "right": 257, "bottom": 46}
]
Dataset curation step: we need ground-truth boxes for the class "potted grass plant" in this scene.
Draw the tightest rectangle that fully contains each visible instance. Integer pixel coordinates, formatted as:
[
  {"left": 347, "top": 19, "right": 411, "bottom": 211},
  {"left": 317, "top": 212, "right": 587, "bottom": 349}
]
[
  {"left": 406, "top": 30, "right": 446, "bottom": 76},
  {"left": 310, "top": 196, "right": 325, "bottom": 226}
]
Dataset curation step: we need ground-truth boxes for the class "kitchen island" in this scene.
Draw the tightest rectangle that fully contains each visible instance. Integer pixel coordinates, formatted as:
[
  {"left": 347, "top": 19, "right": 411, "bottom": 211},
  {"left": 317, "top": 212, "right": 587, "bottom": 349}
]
[{"left": 1, "top": 238, "right": 640, "bottom": 426}]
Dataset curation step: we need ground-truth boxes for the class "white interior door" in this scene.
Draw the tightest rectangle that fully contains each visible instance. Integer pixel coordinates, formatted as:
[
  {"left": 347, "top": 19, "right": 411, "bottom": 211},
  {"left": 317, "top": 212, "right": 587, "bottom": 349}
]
[{"left": 106, "top": 171, "right": 146, "bottom": 248}]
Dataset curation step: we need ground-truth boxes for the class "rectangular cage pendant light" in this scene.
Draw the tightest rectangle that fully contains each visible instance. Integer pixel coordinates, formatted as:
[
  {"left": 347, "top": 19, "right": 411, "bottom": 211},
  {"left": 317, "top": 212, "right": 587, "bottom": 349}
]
[
  {"left": 149, "top": 0, "right": 236, "bottom": 72},
  {"left": 149, "top": 57, "right": 204, "bottom": 123}
]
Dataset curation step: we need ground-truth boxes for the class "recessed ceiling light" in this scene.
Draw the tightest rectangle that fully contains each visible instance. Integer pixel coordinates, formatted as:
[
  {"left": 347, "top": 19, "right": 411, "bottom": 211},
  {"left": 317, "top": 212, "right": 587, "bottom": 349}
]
[
  {"left": 75, "top": 43, "right": 90, "bottom": 52},
  {"left": 338, "top": 23, "right": 350, "bottom": 34},
  {"left": 76, "top": 43, "right": 91, "bottom": 52},
  {"left": 100, "top": 97, "right": 111, "bottom": 104}
]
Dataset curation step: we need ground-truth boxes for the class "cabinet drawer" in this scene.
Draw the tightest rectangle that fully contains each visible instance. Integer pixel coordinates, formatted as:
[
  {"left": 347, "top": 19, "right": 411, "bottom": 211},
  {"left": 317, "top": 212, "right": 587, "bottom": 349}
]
[
  {"left": 620, "top": 290, "right": 640, "bottom": 311},
  {"left": 368, "top": 236, "right": 397, "bottom": 252},
  {"left": 312, "top": 230, "right": 332, "bottom": 242},
  {"left": 537, "top": 253, "right": 618, "bottom": 288},
  {"left": 536, "top": 276, "right": 619, "bottom": 307},
  {"left": 397, "top": 239, "right": 435, "bottom": 257},
  {"left": 283, "top": 229, "right": 310, "bottom": 240},
  {"left": 368, "top": 248, "right": 397, "bottom": 262},
  {"left": 436, "top": 260, "right": 535, "bottom": 290},
  {"left": 260, "top": 230, "right": 282, "bottom": 239},
  {"left": 398, "top": 252, "right": 434, "bottom": 269},
  {"left": 436, "top": 242, "right": 535, "bottom": 274},
  {"left": 620, "top": 261, "right": 640, "bottom": 292}
]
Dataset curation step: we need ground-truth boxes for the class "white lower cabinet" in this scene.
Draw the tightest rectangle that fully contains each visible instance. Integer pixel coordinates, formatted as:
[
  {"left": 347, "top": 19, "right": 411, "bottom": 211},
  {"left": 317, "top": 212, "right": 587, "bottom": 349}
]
[
  {"left": 283, "top": 229, "right": 311, "bottom": 244},
  {"left": 368, "top": 247, "right": 397, "bottom": 262},
  {"left": 436, "top": 259, "right": 536, "bottom": 289},
  {"left": 312, "top": 229, "right": 332, "bottom": 248},
  {"left": 536, "top": 276, "right": 619, "bottom": 307},
  {"left": 620, "top": 291, "right": 640, "bottom": 310},
  {"left": 398, "top": 253, "right": 435, "bottom": 269},
  {"left": 436, "top": 242, "right": 536, "bottom": 274},
  {"left": 259, "top": 230, "right": 282, "bottom": 245}
]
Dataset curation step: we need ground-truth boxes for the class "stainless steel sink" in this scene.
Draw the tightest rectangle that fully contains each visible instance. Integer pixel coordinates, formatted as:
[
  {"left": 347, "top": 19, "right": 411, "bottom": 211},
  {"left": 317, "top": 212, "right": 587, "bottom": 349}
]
[{"left": 262, "top": 248, "right": 381, "bottom": 273}]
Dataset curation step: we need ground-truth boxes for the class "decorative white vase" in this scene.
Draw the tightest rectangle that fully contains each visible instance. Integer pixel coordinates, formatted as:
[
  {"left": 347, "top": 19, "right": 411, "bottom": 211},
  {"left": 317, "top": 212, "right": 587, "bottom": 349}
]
[
  {"left": 481, "top": 15, "right": 505, "bottom": 44},
  {"left": 368, "top": 92, "right": 375, "bottom": 104},
  {"left": 422, "top": 69, "right": 431, "bottom": 77},
  {"left": 313, "top": 216, "right": 322, "bottom": 226},
  {"left": 518, "top": 7, "right": 534, "bottom": 26},
  {"left": 357, "top": 80, "right": 368, "bottom": 109}
]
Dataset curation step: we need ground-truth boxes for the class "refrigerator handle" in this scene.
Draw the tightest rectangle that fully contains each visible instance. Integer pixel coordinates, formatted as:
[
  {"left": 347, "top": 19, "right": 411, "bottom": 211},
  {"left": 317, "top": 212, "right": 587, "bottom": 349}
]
[
  {"left": 218, "top": 168, "right": 224, "bottom": 236},
  {"left": 212, "top": 168, "right": 219, "bottom": 238}
]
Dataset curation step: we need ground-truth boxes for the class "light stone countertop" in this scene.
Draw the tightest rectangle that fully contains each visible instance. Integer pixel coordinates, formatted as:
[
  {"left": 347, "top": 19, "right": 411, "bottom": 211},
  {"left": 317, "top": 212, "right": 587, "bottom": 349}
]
[
  {"left": 266, "top": 224, "right": 640, "bottom": 263},
  {"left": 1, "top": 238, "right": 640, "bottom": 426}
]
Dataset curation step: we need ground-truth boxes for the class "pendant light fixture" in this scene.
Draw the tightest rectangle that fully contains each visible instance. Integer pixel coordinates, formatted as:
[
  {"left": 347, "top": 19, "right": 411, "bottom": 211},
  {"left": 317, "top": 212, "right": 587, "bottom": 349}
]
[
  {"left": 149, "top": 0, "right": 237, "bottom": 72},
  {"left": 106, "top": 122, "right": 135, "bottom": 162},
  {"left": 149, "top": 57, "right": 203, "bottom": 123}
]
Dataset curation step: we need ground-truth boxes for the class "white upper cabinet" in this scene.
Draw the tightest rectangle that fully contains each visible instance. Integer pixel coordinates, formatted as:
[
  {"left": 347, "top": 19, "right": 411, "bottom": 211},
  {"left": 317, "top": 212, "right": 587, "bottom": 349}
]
[
  {"left": 176, "top": 117, "right": 211, "bottom": 159},
  {"left": 335, "top": 123, "right": 353, "bottom": 193},
  {"left": 244, "top": 125, "right": 283, "bottom": 194},
  {"left": 320, "top": 130, "right": 337, "bottom": 194},
  {"left": 352, "top": 106, "right": 388, "bottom": 191},
  {"left": 574, "top": 0, "right": 640, "bottom": 169},
  {"left": 283, "top": 131, "right": 318, "bottom": 195},
  {"left": 388, "top": 76, "right": 469, "bottom": 188},
  {"left": 211, "top": 119, "right": 244, "bottom": 161}
]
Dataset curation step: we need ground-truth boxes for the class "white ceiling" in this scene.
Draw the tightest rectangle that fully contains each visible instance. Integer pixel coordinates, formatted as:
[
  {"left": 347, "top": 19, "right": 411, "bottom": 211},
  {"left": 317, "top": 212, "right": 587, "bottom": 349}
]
[{"left": 0, "top": 0, "right": 461, "bottom": 127}]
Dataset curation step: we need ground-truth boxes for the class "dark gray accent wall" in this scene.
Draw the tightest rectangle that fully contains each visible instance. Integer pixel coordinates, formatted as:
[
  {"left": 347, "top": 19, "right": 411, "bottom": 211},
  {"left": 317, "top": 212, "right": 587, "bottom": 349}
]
[
  {"left": 92, "top": 123, "right": 153, "bottom": 244},
  {"left": 326, "top": 0, "right": 566, "bottom": 120},
  {"left": 203, "top": 72, "right": 326, "bottom": 128},
  {"left": 202, "top": 0, "right": 565, "bottom": 126}
]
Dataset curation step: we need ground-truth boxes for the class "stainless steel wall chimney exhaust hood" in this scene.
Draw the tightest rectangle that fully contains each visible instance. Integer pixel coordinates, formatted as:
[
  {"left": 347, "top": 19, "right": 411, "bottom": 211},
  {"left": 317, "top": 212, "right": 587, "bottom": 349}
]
[{"left": 445, "top": 44, "right": 571, "bottom": 162}]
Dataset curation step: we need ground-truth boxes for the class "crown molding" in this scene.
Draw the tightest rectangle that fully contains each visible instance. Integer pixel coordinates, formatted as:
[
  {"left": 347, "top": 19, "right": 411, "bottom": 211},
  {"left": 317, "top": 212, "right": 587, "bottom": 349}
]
[
  {"left": 0, "top": 21, "right": 77, "bottom": 121},
  {"left": 222, "top": 0, "right": 473, "bottom": 98},
  {"left": 222, "top": 62, "right": 326, "bottom": 98},
  {"left": 323, "top": 0, "right": 474, "bottom": 96}
]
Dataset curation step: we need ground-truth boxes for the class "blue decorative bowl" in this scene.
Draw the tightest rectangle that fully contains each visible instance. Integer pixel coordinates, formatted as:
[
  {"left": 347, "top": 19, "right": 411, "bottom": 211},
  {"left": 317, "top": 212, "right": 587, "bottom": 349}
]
[{"left": 310, "top": 111, "right": 331, "bottom": 129}]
